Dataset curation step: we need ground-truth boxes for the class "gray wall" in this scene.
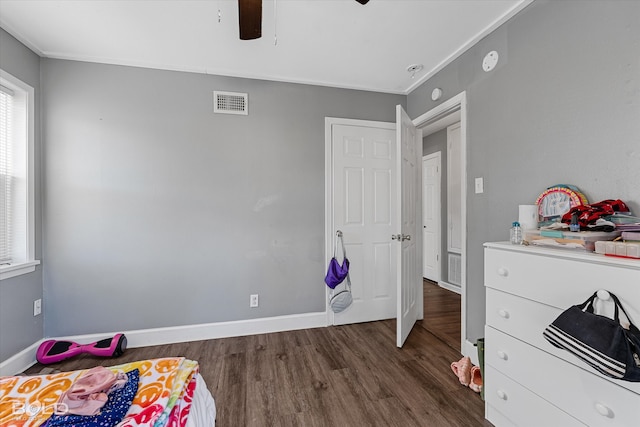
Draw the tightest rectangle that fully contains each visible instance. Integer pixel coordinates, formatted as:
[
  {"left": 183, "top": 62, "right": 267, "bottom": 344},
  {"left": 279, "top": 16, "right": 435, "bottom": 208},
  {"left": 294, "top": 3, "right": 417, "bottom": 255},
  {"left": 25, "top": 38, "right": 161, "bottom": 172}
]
[
  {"left": 0, "top": 28, "right": 43, "bottom": 361},
  {"left": 41, "top": 59, "right": 404, "bottom": 336},
  {"left": 409, "top": 0, "right": 640, "bottom": 341}
]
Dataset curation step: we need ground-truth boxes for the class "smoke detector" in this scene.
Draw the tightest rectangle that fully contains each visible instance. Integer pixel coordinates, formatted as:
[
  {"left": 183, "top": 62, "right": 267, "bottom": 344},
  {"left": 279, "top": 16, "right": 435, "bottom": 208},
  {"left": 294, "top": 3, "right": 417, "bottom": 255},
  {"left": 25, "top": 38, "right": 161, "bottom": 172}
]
[
  {"left": 407, "top": 64, "right": 424, "bottom": 79},
  {"left": 482, "top": 51, "right": 499, "bottom": 72}
]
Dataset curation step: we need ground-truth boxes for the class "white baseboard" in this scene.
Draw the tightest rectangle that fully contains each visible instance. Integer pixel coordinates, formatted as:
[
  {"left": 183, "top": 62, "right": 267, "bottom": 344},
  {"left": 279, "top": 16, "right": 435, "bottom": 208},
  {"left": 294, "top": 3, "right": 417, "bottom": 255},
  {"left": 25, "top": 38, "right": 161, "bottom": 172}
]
[
  {"left": 0, "top": 311, "right": 328, "bottom": 376},
  {"left": 0, "top": 340, "right": 43, "bottom": 377},
  {"left": 124, "top": 311, "right": 328, "bottom": 348},
  {"left": 438, "top": 281, "right": 462, "bottom": 295}
]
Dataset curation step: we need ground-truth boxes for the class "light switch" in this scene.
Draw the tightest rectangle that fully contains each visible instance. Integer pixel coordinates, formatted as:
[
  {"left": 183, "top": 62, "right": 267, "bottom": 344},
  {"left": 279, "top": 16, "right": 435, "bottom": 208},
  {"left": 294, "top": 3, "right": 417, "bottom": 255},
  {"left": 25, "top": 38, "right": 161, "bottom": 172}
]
[{"left": 475, "top": 177, "right": 484, "bottom": 194}]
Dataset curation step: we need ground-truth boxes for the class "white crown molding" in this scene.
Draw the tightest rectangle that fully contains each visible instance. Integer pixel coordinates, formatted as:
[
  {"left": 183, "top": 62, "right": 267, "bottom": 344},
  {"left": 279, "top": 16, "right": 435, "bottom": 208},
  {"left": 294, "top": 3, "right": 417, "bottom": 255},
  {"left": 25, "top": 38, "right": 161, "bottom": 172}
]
[{"left": 405, "top": 0, "right": 535, "bottom": 95}]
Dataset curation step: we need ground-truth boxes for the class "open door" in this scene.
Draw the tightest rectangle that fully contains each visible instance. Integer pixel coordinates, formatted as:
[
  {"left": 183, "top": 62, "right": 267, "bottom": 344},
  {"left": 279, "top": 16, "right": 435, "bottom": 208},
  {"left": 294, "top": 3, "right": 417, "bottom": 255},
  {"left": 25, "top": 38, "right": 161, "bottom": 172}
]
[{"left": 395, "top": 105, "right": 422, "bottom": 348}]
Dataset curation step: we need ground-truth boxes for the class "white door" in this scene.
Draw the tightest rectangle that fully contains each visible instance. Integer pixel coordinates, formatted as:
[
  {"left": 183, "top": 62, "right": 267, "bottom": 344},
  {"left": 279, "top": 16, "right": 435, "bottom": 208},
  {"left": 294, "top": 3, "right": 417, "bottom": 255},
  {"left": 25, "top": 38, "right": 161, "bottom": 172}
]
[
  {"left": 396, "top": 105, "right": 422, "bottom": 348},
  {"left": 422, "top": 153, "right": 441, "bottom": 281},
  {"left": 329, "top": 120, "right": 397, "bottom": 325}
]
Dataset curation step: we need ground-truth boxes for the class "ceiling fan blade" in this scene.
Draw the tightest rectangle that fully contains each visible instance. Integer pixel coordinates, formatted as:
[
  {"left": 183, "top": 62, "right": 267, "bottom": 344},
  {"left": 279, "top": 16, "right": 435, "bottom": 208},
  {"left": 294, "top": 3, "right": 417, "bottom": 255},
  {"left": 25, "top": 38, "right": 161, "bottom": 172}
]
[
  {"left": 238, "top": 0, "right": 262, "bottom": 40},
  {"left": 355, "top": 0, "right": 370, "bottom": 4}
]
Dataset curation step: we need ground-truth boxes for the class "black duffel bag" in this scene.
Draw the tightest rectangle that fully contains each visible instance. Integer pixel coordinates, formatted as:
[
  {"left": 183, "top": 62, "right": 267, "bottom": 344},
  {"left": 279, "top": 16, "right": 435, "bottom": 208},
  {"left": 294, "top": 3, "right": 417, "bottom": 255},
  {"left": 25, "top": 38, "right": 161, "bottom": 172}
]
[{"left": 543, "top": 290, "right": 640, "bottom": 382}]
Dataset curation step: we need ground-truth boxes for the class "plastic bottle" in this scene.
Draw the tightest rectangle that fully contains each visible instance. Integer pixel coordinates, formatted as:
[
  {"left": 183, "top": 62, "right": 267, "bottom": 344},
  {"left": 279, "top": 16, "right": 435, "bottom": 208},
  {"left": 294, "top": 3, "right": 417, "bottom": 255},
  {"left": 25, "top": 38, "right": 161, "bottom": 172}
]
[
  {"left": 569, "top": 212, "right": 580, "bottom": 232},
  {"left": 510, "top": 221, "right": 523, "bottom": 245}
]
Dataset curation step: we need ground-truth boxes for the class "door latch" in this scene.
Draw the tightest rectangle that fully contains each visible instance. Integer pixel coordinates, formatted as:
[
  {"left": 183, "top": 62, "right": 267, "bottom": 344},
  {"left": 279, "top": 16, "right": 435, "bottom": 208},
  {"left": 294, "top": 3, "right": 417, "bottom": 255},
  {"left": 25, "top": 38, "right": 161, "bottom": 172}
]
[{"left": 392, "top": 234, "right": 411, "bottom": 241}]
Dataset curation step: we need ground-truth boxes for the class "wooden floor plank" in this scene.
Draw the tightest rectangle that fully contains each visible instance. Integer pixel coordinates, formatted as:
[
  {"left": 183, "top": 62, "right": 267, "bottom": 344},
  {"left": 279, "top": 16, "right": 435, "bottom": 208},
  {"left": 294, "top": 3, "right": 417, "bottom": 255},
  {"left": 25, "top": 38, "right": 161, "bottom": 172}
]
[{"left": 24, "top": 281, "right": 489, "bottom": 426}]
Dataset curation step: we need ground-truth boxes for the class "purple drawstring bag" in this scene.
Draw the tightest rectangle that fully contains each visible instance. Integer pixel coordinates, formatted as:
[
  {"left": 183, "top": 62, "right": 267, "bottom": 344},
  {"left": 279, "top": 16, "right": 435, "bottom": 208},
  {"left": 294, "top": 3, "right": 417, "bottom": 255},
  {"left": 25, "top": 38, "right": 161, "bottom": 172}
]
[
  {"left": 324, "top": 231, "right": 349, "bottom": 289},
  {"left": 324, "top": 257, "right": 349, "bottom": 289}
]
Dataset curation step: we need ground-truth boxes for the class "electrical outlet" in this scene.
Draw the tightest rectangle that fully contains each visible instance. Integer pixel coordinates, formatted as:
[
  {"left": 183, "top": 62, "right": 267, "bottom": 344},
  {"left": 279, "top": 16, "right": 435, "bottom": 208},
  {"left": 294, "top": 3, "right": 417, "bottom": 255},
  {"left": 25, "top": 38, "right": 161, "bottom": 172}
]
[
  {"left": 33, "top": 299, "right": 42, "bottom": 316},
  {"left": 250, "top": 294, "right": 259, "bottom": 308},
  {"left": 475, "top": 177, "right": 484, "bottom": 194}
]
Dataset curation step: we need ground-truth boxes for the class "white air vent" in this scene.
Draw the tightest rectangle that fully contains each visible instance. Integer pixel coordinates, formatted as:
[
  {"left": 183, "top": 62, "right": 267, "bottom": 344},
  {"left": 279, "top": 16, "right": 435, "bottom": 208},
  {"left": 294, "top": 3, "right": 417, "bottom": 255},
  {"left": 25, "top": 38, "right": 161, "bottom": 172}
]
[{"left": 213, "top": 91, "right": 248, "bottom": 115}]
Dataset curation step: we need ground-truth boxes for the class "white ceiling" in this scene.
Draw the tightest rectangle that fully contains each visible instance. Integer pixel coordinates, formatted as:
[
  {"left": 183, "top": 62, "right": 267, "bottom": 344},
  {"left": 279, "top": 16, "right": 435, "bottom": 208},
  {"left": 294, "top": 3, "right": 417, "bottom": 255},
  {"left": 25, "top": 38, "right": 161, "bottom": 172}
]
[{"left": 0, "top": 0, "right": 531, "bottom": 94}]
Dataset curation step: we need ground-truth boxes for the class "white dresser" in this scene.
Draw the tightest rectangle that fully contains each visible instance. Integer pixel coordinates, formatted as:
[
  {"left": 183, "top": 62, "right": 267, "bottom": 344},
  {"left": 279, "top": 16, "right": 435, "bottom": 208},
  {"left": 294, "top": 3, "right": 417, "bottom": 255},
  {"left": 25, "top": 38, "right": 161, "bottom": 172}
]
[{"left": 484, "top": 242, "right": 640, "bottom": 427}]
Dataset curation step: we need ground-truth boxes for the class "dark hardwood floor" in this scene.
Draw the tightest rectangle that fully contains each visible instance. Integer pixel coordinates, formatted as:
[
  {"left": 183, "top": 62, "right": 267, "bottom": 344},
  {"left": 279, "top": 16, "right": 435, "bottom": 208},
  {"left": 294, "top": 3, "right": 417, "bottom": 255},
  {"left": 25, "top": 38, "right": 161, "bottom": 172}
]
[
  {"left": 421, "top": 279, "right": 461, "bottom": 351},
  {"left": 25, "top": 281, "right": 488, "bottom": 426}
]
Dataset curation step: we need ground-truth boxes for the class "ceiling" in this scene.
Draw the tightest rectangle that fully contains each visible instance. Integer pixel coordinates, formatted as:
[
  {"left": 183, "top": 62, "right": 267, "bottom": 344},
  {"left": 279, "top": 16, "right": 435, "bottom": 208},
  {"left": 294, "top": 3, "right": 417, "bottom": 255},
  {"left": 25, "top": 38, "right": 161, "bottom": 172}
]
[{"left": 0, "top": 0, "right": 531, "bottom": 94}]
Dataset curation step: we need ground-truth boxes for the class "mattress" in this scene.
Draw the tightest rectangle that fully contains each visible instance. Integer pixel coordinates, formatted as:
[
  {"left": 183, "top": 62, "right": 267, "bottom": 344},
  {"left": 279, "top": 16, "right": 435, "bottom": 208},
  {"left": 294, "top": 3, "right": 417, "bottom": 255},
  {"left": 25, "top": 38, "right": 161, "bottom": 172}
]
[{"left": 186, "top": 373, "right": 216, "bottom": 427}]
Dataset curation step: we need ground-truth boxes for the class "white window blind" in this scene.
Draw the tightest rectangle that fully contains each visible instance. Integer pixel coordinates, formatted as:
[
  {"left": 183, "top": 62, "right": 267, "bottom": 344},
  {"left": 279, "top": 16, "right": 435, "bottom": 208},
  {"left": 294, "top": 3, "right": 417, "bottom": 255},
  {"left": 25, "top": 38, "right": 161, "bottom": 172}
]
[
  {"left": 0, "top": 70, "right": 37, "bottom": 279},
  {"left": 0, "top": 72, "right": 31, "bottom": 272},
  {"left": 0, "top": 85, "right": 13, "bottom": 264}
]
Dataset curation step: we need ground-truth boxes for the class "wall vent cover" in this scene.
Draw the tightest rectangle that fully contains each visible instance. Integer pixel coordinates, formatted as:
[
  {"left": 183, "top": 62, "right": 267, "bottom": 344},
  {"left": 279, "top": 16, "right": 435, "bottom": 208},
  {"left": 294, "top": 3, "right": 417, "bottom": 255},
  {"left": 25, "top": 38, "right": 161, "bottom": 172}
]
[
  {"left": 213, "top": 91, "right": 248, "bottom": 115},
  {"left": 448, "top": 253, "right": 462, "bottom": 287}
]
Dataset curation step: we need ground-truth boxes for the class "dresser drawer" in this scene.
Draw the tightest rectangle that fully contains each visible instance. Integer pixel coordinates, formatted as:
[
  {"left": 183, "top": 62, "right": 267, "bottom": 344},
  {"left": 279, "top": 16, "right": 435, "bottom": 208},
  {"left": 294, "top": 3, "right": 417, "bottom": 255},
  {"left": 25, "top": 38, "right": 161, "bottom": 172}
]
[
  {"left": 484, "top": 246, "right": 640, "bottom": 322},
  {"left": 486, "top": 289, "right": 640, "bottom": 396},
  {"left": 486, "top": 327, "right": 640, "bottom": 426},
  {"left": 486, "top": 287, "right": 560, "bottom": 342},
  {"left": 485, "top": 365, "right": 585, "bottom": 427}
]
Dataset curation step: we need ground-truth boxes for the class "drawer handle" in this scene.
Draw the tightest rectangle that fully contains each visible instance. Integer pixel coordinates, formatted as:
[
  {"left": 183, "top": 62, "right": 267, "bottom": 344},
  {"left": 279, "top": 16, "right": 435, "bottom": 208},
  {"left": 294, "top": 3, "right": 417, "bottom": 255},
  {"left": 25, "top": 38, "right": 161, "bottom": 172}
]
[
  {"left": 498, "top": 309, "right": 510, "bottom": 319},
  {"left": 497, "top": 350, "right": 508, "bottom": 360},
  {"left": 595, "top": 403, "right": 613, "bottom": 418},
  {"left": 497, "top": 267, "right": 509, "bottom": 277},
  {"left": 496, "top": 390, "right": 508, "bottom": 400}
]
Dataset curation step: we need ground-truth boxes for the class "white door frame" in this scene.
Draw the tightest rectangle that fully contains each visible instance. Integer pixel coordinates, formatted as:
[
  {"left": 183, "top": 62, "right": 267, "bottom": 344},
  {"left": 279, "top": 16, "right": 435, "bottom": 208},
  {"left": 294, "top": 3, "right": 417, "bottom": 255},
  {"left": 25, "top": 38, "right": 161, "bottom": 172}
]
[{"left": 413, "top": 91, "right": 469, "bottom": 356}]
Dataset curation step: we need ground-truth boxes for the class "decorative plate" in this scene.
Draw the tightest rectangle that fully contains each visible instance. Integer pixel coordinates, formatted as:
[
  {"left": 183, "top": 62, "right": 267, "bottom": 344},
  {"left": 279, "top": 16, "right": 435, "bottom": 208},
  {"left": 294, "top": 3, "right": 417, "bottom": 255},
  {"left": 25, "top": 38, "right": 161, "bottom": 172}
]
[{"left": 535, "top": 185, "right": 588, "bottom": 220}]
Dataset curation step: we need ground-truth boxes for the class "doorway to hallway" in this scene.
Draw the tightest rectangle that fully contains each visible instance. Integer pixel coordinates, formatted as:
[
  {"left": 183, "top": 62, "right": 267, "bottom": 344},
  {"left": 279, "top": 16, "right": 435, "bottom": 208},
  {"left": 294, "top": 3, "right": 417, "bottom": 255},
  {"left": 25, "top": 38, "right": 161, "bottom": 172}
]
[{"left": 421, "top": 279, "right": 460, "bottom": 350}]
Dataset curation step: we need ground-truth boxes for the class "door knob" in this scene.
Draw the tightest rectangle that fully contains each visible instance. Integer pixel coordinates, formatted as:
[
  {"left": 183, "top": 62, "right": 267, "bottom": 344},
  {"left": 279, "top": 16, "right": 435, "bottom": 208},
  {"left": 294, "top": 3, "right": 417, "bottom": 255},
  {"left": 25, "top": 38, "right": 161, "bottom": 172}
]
[
  {"left": 402, "top": 234, "right": 411, "bottom": 241},
  {"left": 595, "top": 402, "right": 613, "bottom": 418},
  {"left": 392, "top": 234, "right": 400, "bottom": 240}
]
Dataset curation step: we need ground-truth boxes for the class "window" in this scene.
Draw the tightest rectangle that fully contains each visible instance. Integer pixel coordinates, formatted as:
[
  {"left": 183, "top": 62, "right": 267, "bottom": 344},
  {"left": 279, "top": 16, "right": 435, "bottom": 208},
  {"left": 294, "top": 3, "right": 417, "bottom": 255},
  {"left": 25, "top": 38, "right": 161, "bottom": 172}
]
[{"left": 0, "top": 70, "right": 39, "bottom": 280}]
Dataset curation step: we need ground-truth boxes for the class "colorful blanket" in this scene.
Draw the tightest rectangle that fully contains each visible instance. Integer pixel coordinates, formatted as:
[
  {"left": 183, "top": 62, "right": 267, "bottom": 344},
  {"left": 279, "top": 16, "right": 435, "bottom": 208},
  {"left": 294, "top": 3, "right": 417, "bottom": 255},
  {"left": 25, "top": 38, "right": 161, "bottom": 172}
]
[{"left": 0, "top": 357, "right": 199, "bottom": 427}]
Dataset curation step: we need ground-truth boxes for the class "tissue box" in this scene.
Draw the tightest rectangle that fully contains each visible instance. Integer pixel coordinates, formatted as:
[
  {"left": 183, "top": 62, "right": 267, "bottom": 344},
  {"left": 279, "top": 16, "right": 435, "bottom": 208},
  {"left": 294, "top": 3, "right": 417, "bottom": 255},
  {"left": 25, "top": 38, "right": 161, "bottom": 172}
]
[{"left": 524, "top": 230, "right": 621, "bottom": 252}]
